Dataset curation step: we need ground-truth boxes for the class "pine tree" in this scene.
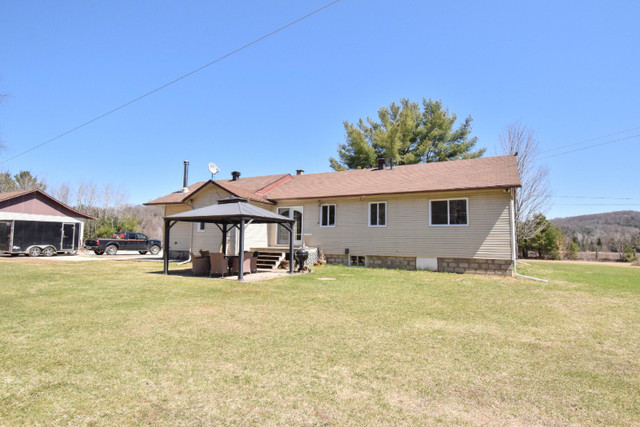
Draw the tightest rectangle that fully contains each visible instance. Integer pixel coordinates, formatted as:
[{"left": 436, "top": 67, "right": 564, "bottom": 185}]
[{"left": 329, "top": 98, "right": 485, "bottom": 171}]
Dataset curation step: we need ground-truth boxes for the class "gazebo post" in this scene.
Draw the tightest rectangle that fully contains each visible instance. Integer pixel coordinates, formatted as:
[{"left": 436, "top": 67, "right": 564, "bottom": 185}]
[
  {"left": 163, "top": 219, "right": 171, "bottom": 275},
  {"left": 289, "top": 222, "right": 294, "bottom": 274},
  {"left": 238, "top": 218, "right": 245, "bottom": 281},
  {"left": 222, "top": 224, "right": 227, "bottom": 255}
]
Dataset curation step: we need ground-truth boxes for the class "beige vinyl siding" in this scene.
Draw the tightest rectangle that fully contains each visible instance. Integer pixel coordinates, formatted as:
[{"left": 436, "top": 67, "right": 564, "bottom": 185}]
[
  {"left": 273, "top": 189, "right": 513, "bottom": 260},
  {"left": 164, "top": 204, "right": 192, "bottom": 252}
]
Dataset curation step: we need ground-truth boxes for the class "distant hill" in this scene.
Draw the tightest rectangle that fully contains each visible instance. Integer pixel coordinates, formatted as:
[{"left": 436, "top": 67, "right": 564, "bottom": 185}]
[{"left": 551, "top": 210, "right": 640, "bottom": 251}]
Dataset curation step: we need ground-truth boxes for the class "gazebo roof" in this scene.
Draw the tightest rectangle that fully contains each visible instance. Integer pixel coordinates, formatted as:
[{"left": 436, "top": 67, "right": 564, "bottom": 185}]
[{"left": 164, "top": 198, "right": 294, "bottom": 225}]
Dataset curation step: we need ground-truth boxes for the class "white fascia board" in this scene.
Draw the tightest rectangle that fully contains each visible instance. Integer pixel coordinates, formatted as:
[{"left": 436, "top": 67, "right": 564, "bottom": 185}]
[{"left": 0, "top": 212, "right": 84, "bottom": 223}]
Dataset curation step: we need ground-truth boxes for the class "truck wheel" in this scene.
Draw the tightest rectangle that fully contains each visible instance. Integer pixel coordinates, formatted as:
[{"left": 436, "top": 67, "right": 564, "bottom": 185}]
[
  {"left": 28, "top": 246, "right": 42, "bottom": 257},
  {"left": 138, "top": 250, "right": 148, "bottom": 255},
  {"left": 42, "top": 246, "right": 57, "bottom": 257},
  {"left": 149, "top": 245, "right": 161, "bottom": 255},
  {"left": 105, "top": 245, "right": 118, "bottom": 255},
  {"left": 94, "top": 250, "right": 104, "bottom": 255}
]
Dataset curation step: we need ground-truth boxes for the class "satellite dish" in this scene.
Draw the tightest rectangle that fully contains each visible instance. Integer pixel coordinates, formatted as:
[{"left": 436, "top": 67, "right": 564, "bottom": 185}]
[{"left": 208, "top": 162, "right": 220, "bottom": 178}]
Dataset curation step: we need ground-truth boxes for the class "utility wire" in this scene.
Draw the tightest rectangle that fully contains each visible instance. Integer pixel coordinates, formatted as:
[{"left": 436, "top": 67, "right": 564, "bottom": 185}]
[
  {"left": 0, "top": 0, "right": 342, "bottom": 166},
  {"left": 552, "top": 196, "right": 635, "bottom": 200},
  {"left": 540, "top": 125, "right": 640, "bottom": 154},
  {"left": 539, "top": 133, "right": 640, "bottom": 160}
]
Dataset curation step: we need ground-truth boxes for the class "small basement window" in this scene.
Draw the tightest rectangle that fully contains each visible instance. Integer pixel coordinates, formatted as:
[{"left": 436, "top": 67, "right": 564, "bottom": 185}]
[{"left": 350, "top": 255, "right": 365, "bottom": 267}]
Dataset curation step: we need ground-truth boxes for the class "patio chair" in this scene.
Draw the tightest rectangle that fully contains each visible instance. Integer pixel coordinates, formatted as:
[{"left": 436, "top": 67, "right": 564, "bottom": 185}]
[
  {"left": 230, "top": 254, "right": 252, "bottom": 276},
  {"left": 209, "top": 253, "right": 228, "bottom": 278},
  {"left": 191, "top": 252, "right": 210, "bottom": 276}
]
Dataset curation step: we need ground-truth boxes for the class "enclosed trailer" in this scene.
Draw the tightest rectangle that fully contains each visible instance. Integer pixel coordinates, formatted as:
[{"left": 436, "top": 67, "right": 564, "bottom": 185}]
[
  {"left": 0, "top": 219, "right": 82, "bottom": 256},
  {"left": 0, "top": 190, "right": 94, "bottom": 257}
]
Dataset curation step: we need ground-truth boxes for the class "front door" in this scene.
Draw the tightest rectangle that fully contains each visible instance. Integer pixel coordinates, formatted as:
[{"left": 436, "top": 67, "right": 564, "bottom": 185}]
[
  {"left": 61, "top": 223, "right": 76, "bottom": 250},
  {"left": 277, "top": 207, "right": 303, "bottom": 246}
]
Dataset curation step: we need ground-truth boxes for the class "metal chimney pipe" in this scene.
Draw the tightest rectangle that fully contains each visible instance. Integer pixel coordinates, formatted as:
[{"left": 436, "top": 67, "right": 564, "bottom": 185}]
[
  {"left": 183, "top": 161, "right": 189, "bottom": 188},
  {"left": 377, "top": 158, "right": 386, "bottom": 170},
  {"left": 231, "top": 171, "right": 241, "bottom": 181}
]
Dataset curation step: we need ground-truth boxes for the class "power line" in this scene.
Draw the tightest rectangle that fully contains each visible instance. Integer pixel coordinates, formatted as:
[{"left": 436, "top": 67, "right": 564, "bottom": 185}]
[
  {"left": 539, "top": 133, "right": 640, "bottom": 160},
  {"left": 552, "top": 196, "right": 635, "bottom": 200},
  {"left": 0, "top": 0, "right": 342, "bottom": 166},
  {"left": 554, "top": 204, "right": 640, "bottom": 207},
  {"left": 540, "top": 125, "right": 640, "bottom": 154}
]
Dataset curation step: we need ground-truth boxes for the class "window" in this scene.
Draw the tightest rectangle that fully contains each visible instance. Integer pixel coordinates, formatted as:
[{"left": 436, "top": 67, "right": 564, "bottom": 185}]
[
  {"left": 135, "top": 233, "right": 147, "bottom": 240},
  {"left": 320, "top": 204, "right": 335, "bottom": 227},
  {"left": 430, "top": 199, "right": 468, "bottom": 226},
  {"left": 197, "top": 222, "right": 206, "bottom": 232},
  {"left": 350, "top": 255, "right": 365, "bottom": 267},
  {"left": 369, "top": 202, "right": 386, "bottom": 227}
]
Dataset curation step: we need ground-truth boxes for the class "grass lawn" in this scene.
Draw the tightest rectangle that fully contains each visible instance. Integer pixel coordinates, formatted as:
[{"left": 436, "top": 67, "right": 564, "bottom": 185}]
[{"left": 1, "top": 259, "right": 639, "bottom": 425}]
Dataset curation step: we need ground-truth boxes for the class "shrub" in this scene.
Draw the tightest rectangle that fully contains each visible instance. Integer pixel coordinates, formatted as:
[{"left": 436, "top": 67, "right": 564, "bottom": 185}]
[
  {"left": 621, "top": 245, "right": 638, "bottom": 262},
  {"left": 565, "top": 241, "right": 580, "bottom": 260}
]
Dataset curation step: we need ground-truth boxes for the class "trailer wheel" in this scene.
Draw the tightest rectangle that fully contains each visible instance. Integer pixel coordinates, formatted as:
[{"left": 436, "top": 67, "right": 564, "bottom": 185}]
[
  {"left": 105, "top": 245, "right": 118, "bottom": 255},
  {"left": 94, "top": 250, "right": 104, "bottom": 255},
  {"left": 27, "top": 246, "right": 42, "bottom": 257},
  {"left": 149, "top": 245, "right": 161, "bottom": 255},
  {"left": 42, "top": 246, "right": 57, "bottom": 257}
]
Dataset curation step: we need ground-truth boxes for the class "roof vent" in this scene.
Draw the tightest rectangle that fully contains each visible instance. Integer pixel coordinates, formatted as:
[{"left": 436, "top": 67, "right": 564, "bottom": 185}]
[
  {"left": 231, "top": 171, "right": 241, "bottom": 181},
  {"left": 296, "top": 169, "right": 304, "bottom": 175},
  {"left": 377, "top": 158, "right": 386, "bottom": 170}
]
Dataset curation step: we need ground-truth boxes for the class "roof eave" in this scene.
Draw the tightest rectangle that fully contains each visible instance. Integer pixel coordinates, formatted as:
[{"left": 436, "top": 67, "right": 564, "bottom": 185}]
[{"left": 267, "top": 184, "right": 522, "bottom": 201}]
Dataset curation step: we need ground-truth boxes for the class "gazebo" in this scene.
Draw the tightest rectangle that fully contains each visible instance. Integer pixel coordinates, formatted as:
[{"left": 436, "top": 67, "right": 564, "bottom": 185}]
[{"left": 162, "top": 197, "right": 296, "bottom": 281}]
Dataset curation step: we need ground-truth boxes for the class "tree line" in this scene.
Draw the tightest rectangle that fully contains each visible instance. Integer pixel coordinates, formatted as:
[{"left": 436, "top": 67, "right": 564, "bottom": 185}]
[{"left": 0, "top": 171, "right": 163, "bottom": 239}]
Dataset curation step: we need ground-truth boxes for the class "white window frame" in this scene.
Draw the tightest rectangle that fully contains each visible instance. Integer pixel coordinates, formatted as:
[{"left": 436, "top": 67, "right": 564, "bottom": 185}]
[
  {"left": 368, "top": 201, "right": 387, "bottom": 227},
  {"left": 197, "top": 222, "right": 206, "bottom": 232},
  {"left": 429, "top": 198, "right": 469, "bottom": 226},
  {"left": 349, "top": 255, "right": 366, "bottom": 267},
  {"left": 320, "top": 204, "right": 336, "bottom": 228}
]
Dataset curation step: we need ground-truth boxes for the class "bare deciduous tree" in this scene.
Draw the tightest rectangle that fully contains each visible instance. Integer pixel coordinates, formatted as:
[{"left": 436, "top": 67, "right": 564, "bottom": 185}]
[
  {"left": 52, "top": 183, "right": 71, "bottom": 205},
  {"left": 500, "top": 122, "right": 551, "bottom": 252}
]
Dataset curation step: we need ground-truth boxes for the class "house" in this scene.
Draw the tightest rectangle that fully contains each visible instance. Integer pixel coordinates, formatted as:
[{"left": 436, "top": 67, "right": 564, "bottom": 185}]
[
  {"left": 0, "top": 189, "right": 94, "bottom": 256},
  {"left": 145, "top": 155, "right": 522, "bottom": 275}
]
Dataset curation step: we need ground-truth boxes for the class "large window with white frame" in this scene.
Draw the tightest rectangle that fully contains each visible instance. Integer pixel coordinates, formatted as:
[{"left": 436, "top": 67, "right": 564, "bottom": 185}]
[
  {"left": 430, "top": 198, "right": 468, "bottom": 226},
  {"left": 320, "top": 204, "right": 336, "bottom": 227},
  {"left": 369, "top": 202, "right": 387, "bottom": 227}
]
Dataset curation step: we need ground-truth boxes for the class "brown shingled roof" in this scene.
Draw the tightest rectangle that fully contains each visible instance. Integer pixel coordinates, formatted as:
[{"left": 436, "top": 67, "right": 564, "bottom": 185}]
[
  {"left": 146, "top": 156, "right": 521, "bottom": 206},
  {"left": 263, "top": 155, "right": 521, "bottom": 200},
  {"left": 144, "top": 174, "right": 289, "bottom": 206}
]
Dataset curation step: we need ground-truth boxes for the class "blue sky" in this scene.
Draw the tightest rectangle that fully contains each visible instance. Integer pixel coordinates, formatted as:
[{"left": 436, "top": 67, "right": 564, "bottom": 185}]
[{"left": 1, "top": 0, "right": 639, "bottom": 219}]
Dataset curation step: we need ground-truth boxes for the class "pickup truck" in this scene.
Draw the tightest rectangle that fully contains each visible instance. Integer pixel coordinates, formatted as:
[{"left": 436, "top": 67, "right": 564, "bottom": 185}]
[{"left": 84, "top": 231, "right": 162, "bottom": 256}]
